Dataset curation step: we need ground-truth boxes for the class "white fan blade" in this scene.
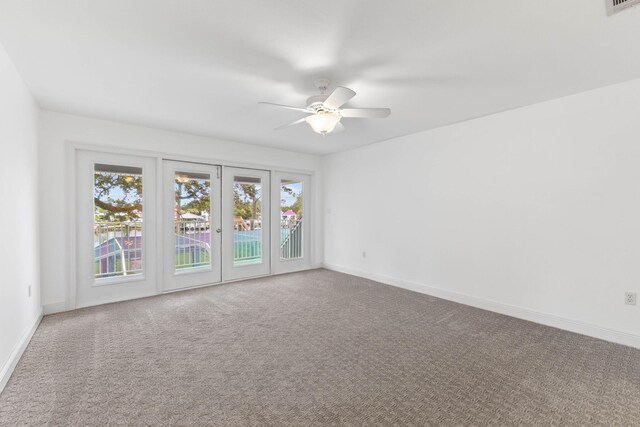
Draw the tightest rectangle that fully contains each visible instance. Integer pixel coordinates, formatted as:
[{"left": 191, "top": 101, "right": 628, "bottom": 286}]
[
  {"left": 259, "top": 102, "right": 312, "bottom": 113},
  {"left": 275, "top": 117, "right": 306, "bottom": 130},
  {"left": 323, "top": 86, "right": 356, "bottom": 110},
  {"left": 331, "top": 121, "right": 345, "bottom": 134},
  {"left": 340, "top": 108, "right": 391, "bottom": 118}
]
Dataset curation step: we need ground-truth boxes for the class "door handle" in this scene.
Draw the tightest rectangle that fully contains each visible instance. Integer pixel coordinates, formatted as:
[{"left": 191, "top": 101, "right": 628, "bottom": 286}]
[{"left": 216, "top": 228, "right": 222, "bottom": 233}]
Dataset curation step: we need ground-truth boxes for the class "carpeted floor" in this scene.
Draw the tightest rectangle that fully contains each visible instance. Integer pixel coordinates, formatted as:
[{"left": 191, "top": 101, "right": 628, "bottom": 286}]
[{"left": 1, "top": 269, "right": 639, "bottom": 426}]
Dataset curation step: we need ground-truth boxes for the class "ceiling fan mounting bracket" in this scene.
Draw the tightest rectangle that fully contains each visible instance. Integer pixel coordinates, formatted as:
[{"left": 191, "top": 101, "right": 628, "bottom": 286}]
[{"left": 314, "top": 78, "right": 331, "bottom": 94}]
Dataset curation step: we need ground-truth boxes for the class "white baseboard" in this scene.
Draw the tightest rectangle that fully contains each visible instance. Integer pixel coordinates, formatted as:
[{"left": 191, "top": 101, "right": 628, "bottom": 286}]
[
  {"left": 0, "top": 312, "right": 43, "bottom": 394},
  {"left": 323, "top": 263, "right": 640, "bottom": 350},
  {"left": 43, "top": 301, "right": 66, "bottom": 315}
]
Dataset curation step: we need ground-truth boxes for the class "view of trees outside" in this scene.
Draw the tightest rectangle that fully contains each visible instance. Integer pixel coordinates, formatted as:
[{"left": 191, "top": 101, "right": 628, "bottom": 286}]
[
  {"left": 174, "top": 172, "right": 211, "bottom": 270},
  {"left": 94, "top": 170, "right": 303, "bottom": 225},
  {"left": 94, "top": 169, "right": 212, "bottom": 222},
  {"left": 279, "top": 180, "right": 303, "bottom": 259},
  {"left": 281, "top": 180, "right": 303, "bottom": 219},
  {"left": 94, "top": 166, "right": 143, "bottom": 222},
  {"left": 93, "top": 169, "right": 306, "bottom": 270},
  {"left": 174, "top": 173, "right": 210, "bottom": 217},
  {"left": 232, "top": 180, "right": 303, "bottom": 227},
  {"left": 93, "top": 165, "right": 145, "bottom": 278},
  {"left": 234, "top": 182, "right": 262, "bottom": 229}
]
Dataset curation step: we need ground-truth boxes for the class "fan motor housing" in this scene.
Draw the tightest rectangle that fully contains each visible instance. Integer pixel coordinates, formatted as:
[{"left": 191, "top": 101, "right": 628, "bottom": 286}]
[{"left": 306, "top": 95, "right": 329, "bottom": 112}]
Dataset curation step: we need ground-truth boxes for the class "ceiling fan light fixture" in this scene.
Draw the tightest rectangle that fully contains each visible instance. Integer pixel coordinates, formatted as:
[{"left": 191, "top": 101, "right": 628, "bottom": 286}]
[
  {"left": 305, "top": 112, "right": 341, "bottom": 135},
  {"left": 261, "top": 80, "right": 390, "bottom": 135}
]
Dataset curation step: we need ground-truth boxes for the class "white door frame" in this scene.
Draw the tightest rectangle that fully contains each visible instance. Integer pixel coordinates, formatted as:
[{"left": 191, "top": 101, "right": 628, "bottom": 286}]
[
  {"left": 66, "top": 142, "right": 316, "bottom": 311},
  {"left": 162, "top": 160, "right": 222, "bottom": 291},
  {"left": 222, "top": 167, "right": 271, "bottom": 281},
  {"left": 75, "top": 150, "right": 158, "bottom": 308},
  {"left": 272, "top": 171, "right": 312, "bottom": 274}
]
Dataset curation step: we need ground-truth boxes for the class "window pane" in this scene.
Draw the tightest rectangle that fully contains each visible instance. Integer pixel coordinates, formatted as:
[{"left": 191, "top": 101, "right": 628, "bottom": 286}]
[
  {"left": 233, "top": 176, "right": 262, "bottom": 266},
  {"left": 280, "top": 179, "right": 303, "bottom": 260},
  {"left": 94, "top": 164, "right": 143, "bottom": 279},
  {"left": 174, "top": 171, "right": 211, "bottom": 271}
]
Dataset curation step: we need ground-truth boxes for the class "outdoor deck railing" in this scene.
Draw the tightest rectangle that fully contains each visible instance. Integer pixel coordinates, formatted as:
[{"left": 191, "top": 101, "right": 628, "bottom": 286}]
[
  {"left": 94, "top": 221, "right": 143, "bottom": 279},
  {"left": 174, "top": 220, "right": 211, "bottom": 270},
  {"left": 233, "top": 228, "right": 262, "bottom": 265},
  {"left": 94, "top": 218, "right": 304, "bottom": 278},
  {"left": 280, "top": 218, "right": 302, "bottom": 260}
]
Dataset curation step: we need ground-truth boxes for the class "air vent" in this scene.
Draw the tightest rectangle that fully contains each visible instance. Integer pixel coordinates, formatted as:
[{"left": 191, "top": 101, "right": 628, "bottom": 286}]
[{"left": 606, "top": 0, "right": 640, "bottom": 15}]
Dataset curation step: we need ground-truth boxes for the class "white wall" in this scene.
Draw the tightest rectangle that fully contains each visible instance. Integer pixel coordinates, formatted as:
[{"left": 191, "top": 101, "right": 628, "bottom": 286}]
[
  {"left": 39, "top": 111, "right": 323, "bottom": 312},
  {"left": 324, "top": 78, "right": 640, "bottom": 347},
  {"left": 0, "top": 43, "right": 41, "bottom": 390}
]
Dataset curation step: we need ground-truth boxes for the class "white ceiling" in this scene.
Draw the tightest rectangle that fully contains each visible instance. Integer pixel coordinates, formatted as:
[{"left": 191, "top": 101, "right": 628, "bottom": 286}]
[{"left": 1, "top": 0, "right": 639, "bottom": 155}]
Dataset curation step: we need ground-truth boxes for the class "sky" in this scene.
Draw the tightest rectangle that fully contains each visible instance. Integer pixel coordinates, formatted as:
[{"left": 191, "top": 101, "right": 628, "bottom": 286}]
[{"left": 280, "top": 181, "right": 302, "bottom": 207}]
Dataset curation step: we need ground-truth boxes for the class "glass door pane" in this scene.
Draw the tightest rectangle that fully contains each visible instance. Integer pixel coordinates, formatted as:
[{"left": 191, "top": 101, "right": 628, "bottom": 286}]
[
  {"left": 222, "top": 167, "right": 270, "bottom": 281},
  {"left": 233, "top": 176, "right": 263, "bottom": 266},
  {"left": 94, "top": 164, "right": 144, "bottom": 280},
  {"left": 174, "top": 171, "right": 211, "bottom": 272},
  {"left": 272, "top": 172, "right": 311, "bottom": 274},
  {"left": 279, "top": 179, "right": 303, "bottom": 260},
  {"left": 163, "top": 161, "right": 221, "bottom": 291}
]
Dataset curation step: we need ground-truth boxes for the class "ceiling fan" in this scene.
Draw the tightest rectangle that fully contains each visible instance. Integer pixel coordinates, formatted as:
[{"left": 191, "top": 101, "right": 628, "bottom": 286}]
[{"left": 259, "top": 78, "right": 391, "bottom": 135}]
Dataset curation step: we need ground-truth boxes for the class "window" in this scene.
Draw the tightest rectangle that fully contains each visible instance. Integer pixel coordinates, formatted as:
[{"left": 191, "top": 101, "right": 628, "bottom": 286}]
[
  {"left": 93, "top": 164, "right": 144, "bottom": 279},
  {"left": 233, "top": 176, "right": 263, "bottom": 266},
  {"left": 174, "top": 171, "right": 212, "bottom": 271},
  {"left": 280, "top": 179, "right": 303, "bottom": 260}
]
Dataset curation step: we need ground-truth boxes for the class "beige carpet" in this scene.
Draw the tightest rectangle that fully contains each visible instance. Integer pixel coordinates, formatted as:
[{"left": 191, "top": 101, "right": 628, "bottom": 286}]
[{"left": 1, "top": 269, "right": 639, "bottom": 426}]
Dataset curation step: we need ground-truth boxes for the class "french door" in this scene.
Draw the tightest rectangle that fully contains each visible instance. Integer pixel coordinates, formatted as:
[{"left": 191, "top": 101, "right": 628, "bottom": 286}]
[
  {"left": 222, "top": 167, "right": 271, "bottom": 281},
  {"left": 272, "top": 171, "right": 311, "bottom": 274},
  {"left": 76, "top": 150, "right": 309, "bottom": 308},
  {"left": 162, "top": 161, "right": 221, "bottom": 291}
]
